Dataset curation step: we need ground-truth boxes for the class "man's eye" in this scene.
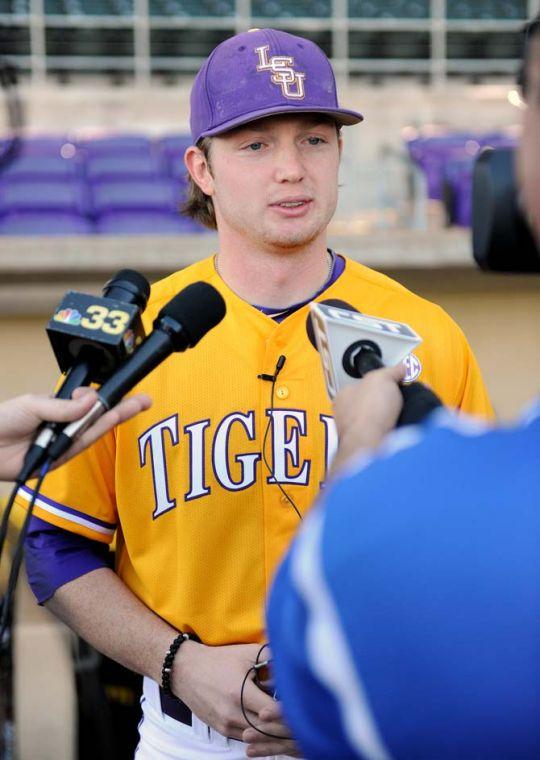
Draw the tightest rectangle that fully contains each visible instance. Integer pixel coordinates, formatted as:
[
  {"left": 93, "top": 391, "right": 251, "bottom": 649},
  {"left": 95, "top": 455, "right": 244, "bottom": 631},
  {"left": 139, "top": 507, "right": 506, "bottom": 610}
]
[
  {"left": 247, "top": 142, "right": 263, "bottom": 151},
  {"left": 307, "top": 137, "right": 325, "bottom": 145}
]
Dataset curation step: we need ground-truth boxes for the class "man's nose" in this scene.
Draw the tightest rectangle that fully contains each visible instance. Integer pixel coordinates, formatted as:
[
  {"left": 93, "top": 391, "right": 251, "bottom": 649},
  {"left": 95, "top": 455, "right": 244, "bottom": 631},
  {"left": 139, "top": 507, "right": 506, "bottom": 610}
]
[{"left": 274, "top": 145, "right": 305, "bottom": 183}]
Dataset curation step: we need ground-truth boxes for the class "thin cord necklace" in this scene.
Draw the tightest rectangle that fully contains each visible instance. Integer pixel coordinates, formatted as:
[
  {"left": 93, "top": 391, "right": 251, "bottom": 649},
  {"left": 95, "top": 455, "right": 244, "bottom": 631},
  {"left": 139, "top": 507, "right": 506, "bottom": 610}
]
[{"left": 214, "top": 249, "right": 333, "bottom": 285}]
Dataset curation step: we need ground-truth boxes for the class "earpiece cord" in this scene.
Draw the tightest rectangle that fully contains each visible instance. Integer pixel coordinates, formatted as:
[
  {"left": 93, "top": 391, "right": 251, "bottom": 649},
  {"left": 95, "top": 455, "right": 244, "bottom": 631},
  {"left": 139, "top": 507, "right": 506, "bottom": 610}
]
[{"left": 261, "top": 358, "right": 303, "bottom": 522}]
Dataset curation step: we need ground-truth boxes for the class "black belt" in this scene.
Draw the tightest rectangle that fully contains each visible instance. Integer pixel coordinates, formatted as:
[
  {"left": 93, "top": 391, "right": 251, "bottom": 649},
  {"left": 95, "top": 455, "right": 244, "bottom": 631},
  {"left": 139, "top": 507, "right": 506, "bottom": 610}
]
[
  {"left": 160, "top": 687, "right": 193, "bottom": 725},
  {"left": 159, "top": 690, "right": 235, "bottom": 741}
]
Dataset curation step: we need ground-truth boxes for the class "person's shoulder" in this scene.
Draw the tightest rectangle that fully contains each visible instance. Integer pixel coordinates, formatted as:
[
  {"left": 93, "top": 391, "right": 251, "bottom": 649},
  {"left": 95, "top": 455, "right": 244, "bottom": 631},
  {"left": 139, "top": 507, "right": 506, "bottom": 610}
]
[
  {"left": 342, "top": 401, "right": 540, "bottom": 489},
  {"left": 143, "top": 256, "right": 219, "bottom": 324},
  {"left": 340, "top": 257, "right": 412, "bottom": 296},
  {"left": 339, "top": 257, "right": 454, "bottom": 323}
]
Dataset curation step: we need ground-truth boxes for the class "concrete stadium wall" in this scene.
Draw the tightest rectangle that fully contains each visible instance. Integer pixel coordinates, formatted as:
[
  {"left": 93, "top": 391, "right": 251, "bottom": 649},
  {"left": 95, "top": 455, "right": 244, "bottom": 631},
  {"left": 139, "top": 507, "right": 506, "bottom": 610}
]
[{"left": 390, "top": 268, "right": 540, "bottom": 421}]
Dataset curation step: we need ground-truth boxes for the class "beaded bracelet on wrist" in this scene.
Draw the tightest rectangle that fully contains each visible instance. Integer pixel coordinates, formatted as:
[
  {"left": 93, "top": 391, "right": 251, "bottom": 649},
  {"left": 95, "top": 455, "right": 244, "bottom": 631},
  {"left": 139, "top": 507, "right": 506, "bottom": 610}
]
[{"left": 161, "top": 631, "right": 190, "bottom": 697}]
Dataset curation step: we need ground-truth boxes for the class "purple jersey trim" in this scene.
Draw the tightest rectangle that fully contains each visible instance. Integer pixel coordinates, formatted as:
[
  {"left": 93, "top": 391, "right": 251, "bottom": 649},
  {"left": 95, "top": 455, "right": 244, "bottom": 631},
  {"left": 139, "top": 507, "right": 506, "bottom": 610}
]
[
  {"left": 25, "top": 515, "right": 110, "bottom": 604},
  {"left": 18, "top": 484, "right": 116, "bottom": 535},
  {"left": 255, "top": 251, "right": 345, "bottom": 323}
]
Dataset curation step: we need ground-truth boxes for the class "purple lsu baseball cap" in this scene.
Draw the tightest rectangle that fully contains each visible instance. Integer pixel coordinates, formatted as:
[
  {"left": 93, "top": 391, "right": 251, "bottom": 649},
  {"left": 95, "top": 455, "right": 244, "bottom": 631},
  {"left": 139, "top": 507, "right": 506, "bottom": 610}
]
[{"left": 190, "top": 28, "right": 363, "bottom": 144}]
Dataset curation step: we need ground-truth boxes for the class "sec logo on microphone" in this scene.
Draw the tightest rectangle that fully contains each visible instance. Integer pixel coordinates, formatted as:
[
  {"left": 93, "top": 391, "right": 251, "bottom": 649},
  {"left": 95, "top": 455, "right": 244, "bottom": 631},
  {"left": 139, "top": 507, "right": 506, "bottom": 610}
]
[{"left": 403, "top": 353, "right": 422, "bottom": 383}]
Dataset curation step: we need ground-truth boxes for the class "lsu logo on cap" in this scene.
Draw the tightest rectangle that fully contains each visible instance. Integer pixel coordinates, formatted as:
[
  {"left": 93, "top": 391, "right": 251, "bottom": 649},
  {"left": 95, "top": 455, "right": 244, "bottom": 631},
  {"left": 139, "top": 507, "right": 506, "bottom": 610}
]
[
  {"left": 255, "top": 45, "right": 306, "bottom": 99},
  {"left": 403, "top": 353, "right": 422, "bottom": 383}
]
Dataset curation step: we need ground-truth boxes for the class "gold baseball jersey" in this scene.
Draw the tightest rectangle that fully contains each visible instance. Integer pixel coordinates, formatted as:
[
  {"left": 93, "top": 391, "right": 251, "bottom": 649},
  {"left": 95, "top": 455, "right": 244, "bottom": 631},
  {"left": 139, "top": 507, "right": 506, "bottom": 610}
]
[{"left": 16, "top": 255, "right": 493, "bottom": 645}]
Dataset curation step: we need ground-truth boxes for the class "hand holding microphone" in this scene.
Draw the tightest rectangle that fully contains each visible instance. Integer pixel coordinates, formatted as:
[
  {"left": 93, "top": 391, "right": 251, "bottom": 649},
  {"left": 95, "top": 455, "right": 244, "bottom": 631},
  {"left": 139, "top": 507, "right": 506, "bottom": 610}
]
[
  {"left": 308, "top": 301, "right": 443, "bottom": 471},
  {"left": 0, "top": 388, "right": 151, "bottom": 482},
  {"left": 309, "top": 301, "right": 442, "bottom": 421},
  {"left": 331, "top": 363, "right": 407, "bottom": 473}
]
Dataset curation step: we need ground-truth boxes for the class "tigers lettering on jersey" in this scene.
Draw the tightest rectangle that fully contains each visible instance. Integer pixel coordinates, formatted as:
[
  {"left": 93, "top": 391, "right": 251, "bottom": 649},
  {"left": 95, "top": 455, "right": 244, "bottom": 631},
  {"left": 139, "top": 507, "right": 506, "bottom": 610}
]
[{"left": 138, "top": 409, "right": 335, "bottom": 517}]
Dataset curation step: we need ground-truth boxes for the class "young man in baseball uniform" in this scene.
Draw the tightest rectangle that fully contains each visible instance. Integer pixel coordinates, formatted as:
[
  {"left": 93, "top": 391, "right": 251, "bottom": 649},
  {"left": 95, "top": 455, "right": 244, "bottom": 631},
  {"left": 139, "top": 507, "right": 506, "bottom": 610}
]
[{"left": 19, "top": 28, "right": 493, "bottom": 759}]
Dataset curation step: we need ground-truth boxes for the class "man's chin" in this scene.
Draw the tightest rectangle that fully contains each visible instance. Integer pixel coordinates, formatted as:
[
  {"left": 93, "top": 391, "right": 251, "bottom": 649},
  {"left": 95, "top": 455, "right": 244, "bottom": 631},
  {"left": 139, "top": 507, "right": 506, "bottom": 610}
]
[{"left": 261, "top": 226, "right": 322, "bottom": 251}]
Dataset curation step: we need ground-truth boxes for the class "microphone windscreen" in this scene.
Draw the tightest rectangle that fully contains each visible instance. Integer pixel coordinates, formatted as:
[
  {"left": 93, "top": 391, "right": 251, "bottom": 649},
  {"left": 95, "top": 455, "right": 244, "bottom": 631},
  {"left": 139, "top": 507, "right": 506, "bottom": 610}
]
[
  {"left": 158, "top": 281, "right": 226, "bottom": 347},
  {"left": 103, "top": 269, "right": 151, "bottom": 310},
  {"left": 306, "top": 299, "right": 360, "bottom": 351}
]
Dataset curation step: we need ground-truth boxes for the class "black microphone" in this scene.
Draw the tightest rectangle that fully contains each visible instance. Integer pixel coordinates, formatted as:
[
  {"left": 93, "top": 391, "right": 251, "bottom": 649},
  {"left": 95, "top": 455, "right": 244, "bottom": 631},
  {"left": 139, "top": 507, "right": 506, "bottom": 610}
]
[
  {"left": 101, "top": 269, "right": 151, "bottom": 310},
  {"left": 18, "top": 270, "right": 151, "bottom": 483},
  {"left": 45, "top": 281, "right": 226, "bottom": 464},
  {"left": 258, "top": 355, "right": 286, "bottom": 382},
  {"left": 46, "top": 268, "right": 151, "bottom": 392},
  {"left": 307, "top": 301, "right": 443, "bottom": 427},
  {"left": 342, "top": 339, "right": 442, "bottom": 427}
]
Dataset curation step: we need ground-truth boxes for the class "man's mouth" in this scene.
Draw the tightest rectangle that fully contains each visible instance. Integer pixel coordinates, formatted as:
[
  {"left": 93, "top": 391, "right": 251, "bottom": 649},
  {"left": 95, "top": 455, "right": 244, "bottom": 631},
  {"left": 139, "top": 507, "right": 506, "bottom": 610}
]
[{"left": 271, "top": 198, "right": 312, "bottom": 209}]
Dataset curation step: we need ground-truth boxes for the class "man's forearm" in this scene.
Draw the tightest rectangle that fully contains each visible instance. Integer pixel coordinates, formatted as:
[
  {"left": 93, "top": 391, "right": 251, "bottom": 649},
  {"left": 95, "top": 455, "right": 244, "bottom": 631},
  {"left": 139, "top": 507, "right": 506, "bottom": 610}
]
[
  {"left": 46, "top": 567, "right": 177, "bottom": 684},
  {"left": 47, "top": 567, "right": 300, "bottom": 755}
]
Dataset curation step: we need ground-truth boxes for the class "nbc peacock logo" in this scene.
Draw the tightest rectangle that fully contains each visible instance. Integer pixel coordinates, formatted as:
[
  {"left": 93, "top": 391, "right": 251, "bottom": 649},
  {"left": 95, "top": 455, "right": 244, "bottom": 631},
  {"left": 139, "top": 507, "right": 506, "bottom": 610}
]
[{"left": 53, "top": 308, "right": 82, "bottom": 326}]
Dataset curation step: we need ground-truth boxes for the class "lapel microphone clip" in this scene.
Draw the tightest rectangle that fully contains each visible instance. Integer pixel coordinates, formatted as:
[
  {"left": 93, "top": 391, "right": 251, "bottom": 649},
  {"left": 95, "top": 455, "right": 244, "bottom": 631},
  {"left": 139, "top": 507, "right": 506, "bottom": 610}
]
[{"left": 258, "top": 354, "right": 286, "bottom": 382}]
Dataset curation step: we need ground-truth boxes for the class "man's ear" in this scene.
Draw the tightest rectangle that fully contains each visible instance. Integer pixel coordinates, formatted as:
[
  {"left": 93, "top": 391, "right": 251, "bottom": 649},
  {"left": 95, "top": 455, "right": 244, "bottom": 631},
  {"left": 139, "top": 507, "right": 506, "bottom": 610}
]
[{"left": 184, "top": 146, "right": 214, "bottom": 196}]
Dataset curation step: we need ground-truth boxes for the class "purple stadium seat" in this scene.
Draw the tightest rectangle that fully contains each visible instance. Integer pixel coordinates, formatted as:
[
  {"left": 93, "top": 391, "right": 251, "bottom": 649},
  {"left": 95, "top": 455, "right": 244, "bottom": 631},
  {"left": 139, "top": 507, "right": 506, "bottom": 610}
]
[
  {"left": 17, "top": 136, "right": 77, "bottom": 157},
  {"left": 159, "top": 135, "right": 192, "bottom": 155},
  {"left": 406, "top": 132, "right": 518, "bottom": 217},
  {"left": 168, "top": 161, "right": 190, "bottom": 183},
  {"left": 0, "top": 211, "right": 94, "bottom": 235},
  {"left": 86, "top": 154, "right": 168, "bottom": 183},
  {"left": 78, "top": 135, "right": 153, "bottom": 157},
  {"left": 407, "top": 135, "right": 471, "bottom": 200},
  {"left": 479, "top": 133, "right": 517, "bottom": 150},
  {"left": 91, "top": 179, "right": 181, "bottom": 215},
  {"left": 95, "top": 211, "right": 204, "bottom": 235},
  {"left": 0, "top": 180, "right": 90, "bottom": 215},
  {"left": 443, "top": 156, "right": 475, "bottom": 227},
  {"left": 158, "top": 134, "right": 192, "bottom": 180},
  {"left": 1, "top": 155, "right": 82, "bottom": 182}
]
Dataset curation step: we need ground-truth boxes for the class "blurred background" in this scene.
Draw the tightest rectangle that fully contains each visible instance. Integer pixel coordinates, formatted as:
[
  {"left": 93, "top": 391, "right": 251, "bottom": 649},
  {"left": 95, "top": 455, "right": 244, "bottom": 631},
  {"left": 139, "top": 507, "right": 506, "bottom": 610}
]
[{"left": 1, "top": 3, "right": 540, "bottom": 757}]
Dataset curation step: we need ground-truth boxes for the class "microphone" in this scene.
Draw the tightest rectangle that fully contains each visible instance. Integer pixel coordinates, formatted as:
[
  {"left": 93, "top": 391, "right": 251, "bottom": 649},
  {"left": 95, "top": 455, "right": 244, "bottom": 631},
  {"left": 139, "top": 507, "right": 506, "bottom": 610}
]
[
  {"left": 305, "top": 298, "right": 361, "bottom": 351},
  {"left": 46, "top": 268, "right": 151, "bottom": 389},
  {"left": 17, "top": 270, "right": 151, "bottom": 483},
  {"left": 342, "top": 339, "right": 442, "bottom": 427},
  {"left": 45, "top": 281, "right": 226, "bottom": 464},
  {"left": 308, "top": 302, "right": 442, "bottom": 426},
  {"left": 258, "top": 355, "right": 286, "bottom": 382}
]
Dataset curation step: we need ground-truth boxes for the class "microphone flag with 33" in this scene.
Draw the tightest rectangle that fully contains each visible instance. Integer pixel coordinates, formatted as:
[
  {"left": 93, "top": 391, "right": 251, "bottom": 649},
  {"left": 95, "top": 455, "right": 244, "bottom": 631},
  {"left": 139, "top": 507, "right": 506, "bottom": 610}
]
[
  {"left": 45, "top": 281, "right": 227, "bottom": 464},
  {"left": 46, "top": 268, "right": 151, "bottom": 387}
]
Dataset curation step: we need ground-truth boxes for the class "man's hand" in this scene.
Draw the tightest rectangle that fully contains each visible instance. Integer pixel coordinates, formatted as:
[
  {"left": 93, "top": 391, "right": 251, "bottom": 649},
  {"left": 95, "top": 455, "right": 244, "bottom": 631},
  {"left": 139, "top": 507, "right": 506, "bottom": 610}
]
[
  {"left": 0, "top": 388, "right": 151, "bottom": 480},
  {"left": 331, "top": 363, "right": 406, "bottom": 474},
  {"left": 243, "top": 700, "right": 302, "bottom": 758},
  {"left": 173, "top": 641, "right": 301, "bottom": 755}
]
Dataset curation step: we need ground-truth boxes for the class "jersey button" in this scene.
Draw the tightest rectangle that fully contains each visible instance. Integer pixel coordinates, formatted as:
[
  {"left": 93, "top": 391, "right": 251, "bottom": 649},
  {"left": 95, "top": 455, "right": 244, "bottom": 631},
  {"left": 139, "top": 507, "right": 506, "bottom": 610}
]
[
  {"left": 280, "top": 494, "right": 289, "bottom": 504},
  {"left": 276, "top": 385, "right": 289, "bottom": 400}
]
